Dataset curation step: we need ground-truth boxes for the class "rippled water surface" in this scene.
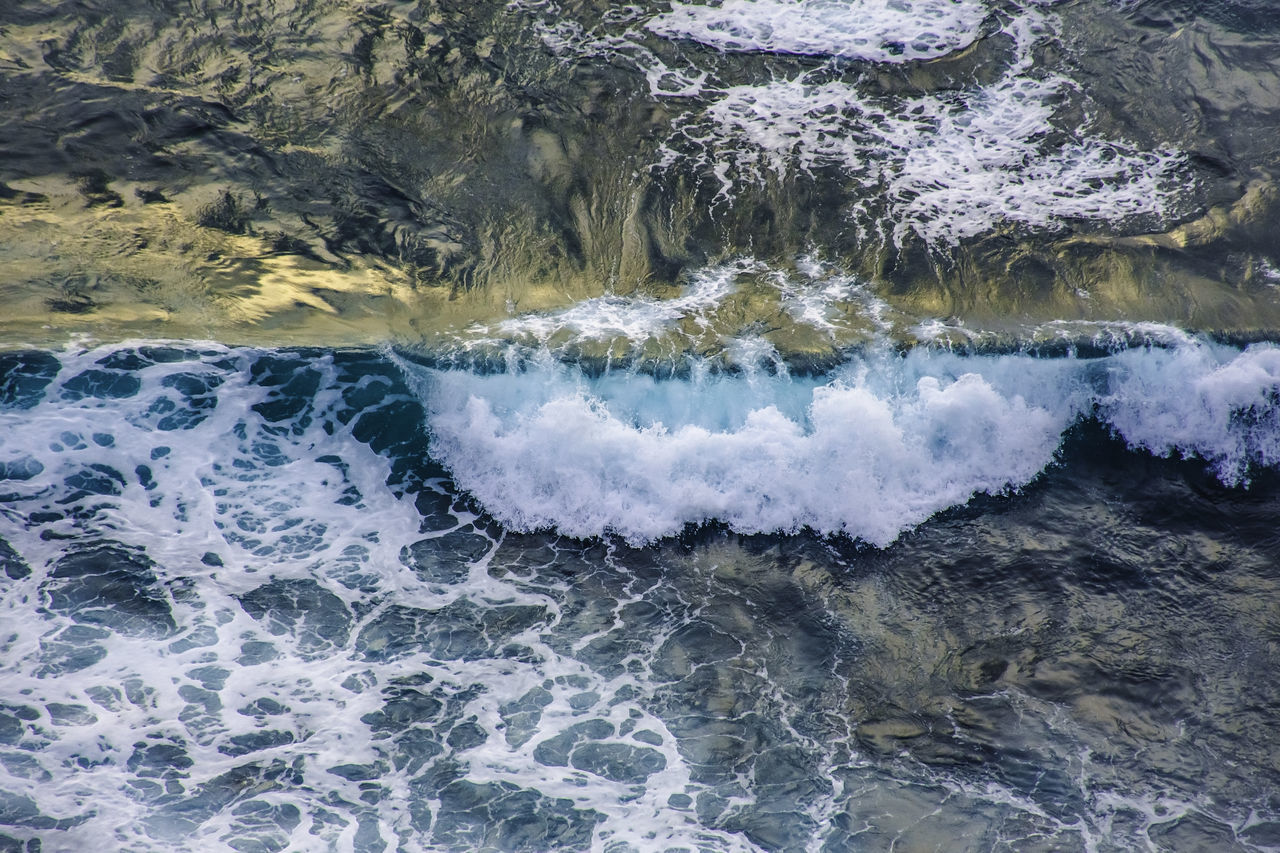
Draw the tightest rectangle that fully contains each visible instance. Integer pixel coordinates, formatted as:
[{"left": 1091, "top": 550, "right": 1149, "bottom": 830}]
[
  {"left": 1, "top": 345, "right": 1278, "bottom": 851},
  {"left": 2, "top": 0, "right": 1280, "bottom": 850}
]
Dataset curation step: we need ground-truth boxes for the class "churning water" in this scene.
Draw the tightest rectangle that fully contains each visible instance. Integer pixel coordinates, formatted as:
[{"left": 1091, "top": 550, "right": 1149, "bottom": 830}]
[{"left": 2, "top": 0, "right": 1280, "bottom": 850}]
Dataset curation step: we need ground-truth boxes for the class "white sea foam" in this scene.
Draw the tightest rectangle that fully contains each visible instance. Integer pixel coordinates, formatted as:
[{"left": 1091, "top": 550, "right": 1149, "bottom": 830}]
[
  {"left": 0, "top": 345, "right": 738, "bottom": 852},
  {"left": 462, "top": 257, "right": 887, "bottom": 360},
  {"left": 490, "top": 260, "right": 749, "bottom": 344},
  {"left": 774, "top": 255, "right": 893, "bottom": 334},
  {"left": 647, "top": 0, "right": 989, "bottom": 62},
  {"left": 3, "top": 341, "right": 1279, "bottom": 850},
  {"left": 517, "top": 0, "right": 1185, "bottom": 246},
  {"left": 687, "top": 9, "right": 1183, "bottom": 246},
  {"left": 1101, "top": 344, "right": 1280, "bottom": 482},
  {"left": 412, "top": 337, "right": 1280, "bottom": 546},
  {"left": 512, "top": 0, "right": 1186, "bottom": 246}
]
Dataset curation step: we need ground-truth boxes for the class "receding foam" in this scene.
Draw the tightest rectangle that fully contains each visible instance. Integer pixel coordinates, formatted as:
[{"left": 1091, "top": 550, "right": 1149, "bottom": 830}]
[
  {"left": 646, "top": 0, "right": 989, "bottom": 63},
  {"left": 688, "top": 8, "right": 1183, "bottom": 246}
]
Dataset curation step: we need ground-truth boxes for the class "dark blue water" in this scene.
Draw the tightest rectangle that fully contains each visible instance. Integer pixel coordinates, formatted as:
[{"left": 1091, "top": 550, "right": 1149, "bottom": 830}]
[
  {"left": 4, "top": 0, "right": 1280, "bottom": 848},
  {"left": 1, "top": 344, "right": 1278, "bottom": 851}
]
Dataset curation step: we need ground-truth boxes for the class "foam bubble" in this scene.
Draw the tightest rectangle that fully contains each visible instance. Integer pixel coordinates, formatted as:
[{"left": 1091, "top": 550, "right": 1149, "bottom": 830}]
[{"left": 647, "top": 0, "right": 989, "bottom": 62}]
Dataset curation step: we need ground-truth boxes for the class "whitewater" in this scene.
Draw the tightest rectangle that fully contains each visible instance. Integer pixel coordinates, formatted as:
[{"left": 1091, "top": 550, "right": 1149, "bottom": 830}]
[{"left": 3, "top": 0, "right": 1280, "bottom": 849}]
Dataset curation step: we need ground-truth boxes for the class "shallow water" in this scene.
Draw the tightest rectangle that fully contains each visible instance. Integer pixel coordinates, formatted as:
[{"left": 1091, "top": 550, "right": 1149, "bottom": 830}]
[
  {"left": 2, "top": 0, "right": 1280, "bottom": 344},
  {"left": 3, "top": 0, "right": 1280, "bottom": 850}
]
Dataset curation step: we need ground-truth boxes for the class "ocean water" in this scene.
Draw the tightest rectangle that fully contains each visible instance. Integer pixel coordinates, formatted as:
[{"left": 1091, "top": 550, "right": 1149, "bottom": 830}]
[
  {"left": 2, "top": 0, "right": 1280, "bottom": 850},
  {"left": 2, "top": 338, "right": 1279, "bottom": 852}
]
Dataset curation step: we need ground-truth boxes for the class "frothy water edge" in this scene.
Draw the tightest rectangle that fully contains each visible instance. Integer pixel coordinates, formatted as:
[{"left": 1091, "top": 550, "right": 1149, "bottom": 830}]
[{"left": 408, "top": 337, "right": 1280, "bottom": 546}]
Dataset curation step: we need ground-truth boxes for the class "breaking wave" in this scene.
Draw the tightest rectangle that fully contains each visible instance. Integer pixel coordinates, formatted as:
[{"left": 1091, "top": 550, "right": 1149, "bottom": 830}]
[{"left": 410, "top": 337, "right": 1280, "bottom": 546}]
